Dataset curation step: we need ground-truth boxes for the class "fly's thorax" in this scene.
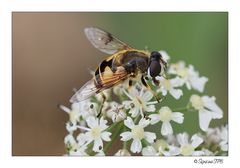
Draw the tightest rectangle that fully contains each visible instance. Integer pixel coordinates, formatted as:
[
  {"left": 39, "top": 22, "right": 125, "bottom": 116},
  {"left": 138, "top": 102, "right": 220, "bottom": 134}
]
[{"left": 118, "top": 50, "right": 149, "bottom": 74}]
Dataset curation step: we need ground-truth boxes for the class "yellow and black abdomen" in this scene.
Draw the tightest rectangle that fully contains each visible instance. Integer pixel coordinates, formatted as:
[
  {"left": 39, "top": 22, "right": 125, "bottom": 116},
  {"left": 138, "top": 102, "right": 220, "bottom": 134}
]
[{"left": 94, "top": 49, "right": 149, "bottom": 86}]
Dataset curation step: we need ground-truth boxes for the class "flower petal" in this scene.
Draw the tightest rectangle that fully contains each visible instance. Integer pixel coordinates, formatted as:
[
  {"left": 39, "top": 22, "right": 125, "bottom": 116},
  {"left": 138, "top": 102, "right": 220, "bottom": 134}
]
[
  {"left": 130, "top": 139, "right": 142, "bottom": 153},
  {"left": 138, "top": 118, "right": 150, "bottom": 128},
  {"left": 161, "top": 121, "right": 173, "bottom": 136},
  {"left": 161, "top": 145, "right": 180, "bottom": 156},
  {"left": 191, "top": 134, "right": 203, "bottom": 148},
  {"left": 77, "top": 133, "right": 87, "bottom": 146},
  {"left": 159, "top": 50, "right": 170, "bottom": 62},
  {"left": 101, "top": 131, "right": 111, "bottom": 141},
  {"left": 86, "top": 116, "right": 98, "bottom": 128},
  {"left": 59, "top": 105, "right": 71, "bottom": 113},
  {"left": 190, "top": 76, "right": 208, "bottom": 92},
  {"left": 144, "top": 132, "right": 156, "bottom": 143},
  {"left": 149, "top": 114, "right": 161, "bottom": 125},
  {"left": 192, "top": 151, "right": 205, "bottom": 156},
  {"left": 169, "top": 88, "right": 183, "bottom": 99},
  {"left": 129, "top": 107, "right": 139, "bottom": 118},
  {"left": 64, "top": 134, "right": 76, "bottom": 145},
  {"left": 124, "top": 117, "right": 135, "bottom": 129},
  {"left": 93, "top": 138, "right": 103, "bottom": 152},
  {"left": 142, "top": 91, "right": 153, "bottom": 102},
  {"left": 120, "top": 131, "right": 132, "bottom": 141},
  {"left": 171, "top": 112, "right": 184, "bottom": 124},
  {"left": 202, "top": 96, "right": 223, "bottom": 119},
  {"left": 170, "top": 76, "right": 184, "bottom": 87},
  {"left": 177, "top": 133, "right": 189, "bottom": 146},
  {"left": 99, "top": 117, "right": 108, "bottom": 130},
  {"left": 145, "top": 105, "right": 156, "bottom": 112},
  {"left": 186, "top": 81, "right": 191, "bottom": 90},
  {"left": 84, "top": 132, "right": 93, "bottom": 142},
  {"left": 199, "top": 109, "right": 212, "bottom": 131},
  {"left": 142, "top": 146, "right": 157, "bottom": 156}
]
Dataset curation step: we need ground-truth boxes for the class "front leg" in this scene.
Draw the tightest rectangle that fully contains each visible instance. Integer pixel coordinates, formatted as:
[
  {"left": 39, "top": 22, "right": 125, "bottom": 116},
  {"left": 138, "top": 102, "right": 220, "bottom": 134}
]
[
  {"left": 141, "top": 75, "right": 161, "bottom": 103},
  {"left": 152, "top": 77, "right": 160, "bottom": 86}
]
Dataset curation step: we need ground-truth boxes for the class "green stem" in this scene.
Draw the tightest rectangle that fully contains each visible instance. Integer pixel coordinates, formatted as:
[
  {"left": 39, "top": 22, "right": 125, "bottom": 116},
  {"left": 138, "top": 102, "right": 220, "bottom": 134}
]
[
  {"left": 123, "top": 126, "right": 127, "bottom": 149},
  {"left": 172, "top": 103, "right": 194, "bottom": 112},
  {"left": 103, "top": 121, "right": 124, "bottom": 154},
  {"left": 106, "top": 121, "right": 119, "bottom": 132},
  {"left": 142, "top": 139, "right": 151, "bottom": 147},
  {"left": 172, "top": 107, "right": 189, "bottom": 111}
]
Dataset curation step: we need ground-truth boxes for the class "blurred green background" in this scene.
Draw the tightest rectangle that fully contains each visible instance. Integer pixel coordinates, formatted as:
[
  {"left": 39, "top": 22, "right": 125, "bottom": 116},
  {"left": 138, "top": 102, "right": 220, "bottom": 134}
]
[{"left": 13, "top": 12, "right": 227, "bottom": 155}]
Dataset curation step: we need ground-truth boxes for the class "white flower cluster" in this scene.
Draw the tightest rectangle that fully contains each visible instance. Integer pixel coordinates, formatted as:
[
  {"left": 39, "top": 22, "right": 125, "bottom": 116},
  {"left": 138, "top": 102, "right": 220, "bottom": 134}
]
[
  {"left": 60, "top": 51, "right": 226, "bottom": 156},
  {"left": 142, "top": 125, "right": 228, "bottom": 156}
]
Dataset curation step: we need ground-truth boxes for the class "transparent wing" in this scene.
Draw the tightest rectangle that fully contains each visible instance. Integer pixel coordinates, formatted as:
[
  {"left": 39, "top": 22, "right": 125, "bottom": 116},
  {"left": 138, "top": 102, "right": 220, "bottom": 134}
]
[
  {"left": 70, "top": 66, "right": 129, "bottom": 103},
  {"left": 84, "top": 27, "right": 132, "bottom": 54}
]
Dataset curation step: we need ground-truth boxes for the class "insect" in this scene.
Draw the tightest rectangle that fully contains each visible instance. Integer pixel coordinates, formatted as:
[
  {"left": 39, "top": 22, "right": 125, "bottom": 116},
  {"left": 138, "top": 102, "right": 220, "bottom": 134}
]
[{"left": 70, "top": 27, "right": 167, "bottom": 104}]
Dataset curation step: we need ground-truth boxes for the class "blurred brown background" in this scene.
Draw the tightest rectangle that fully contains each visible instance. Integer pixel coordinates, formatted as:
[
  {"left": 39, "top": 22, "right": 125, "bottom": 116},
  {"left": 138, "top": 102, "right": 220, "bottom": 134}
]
[
  {"left": 12, "top": 12, "right": 227, "bottom": 156},
  {"left": 12, "top": 13, "right": 110, "bottom": 155}
]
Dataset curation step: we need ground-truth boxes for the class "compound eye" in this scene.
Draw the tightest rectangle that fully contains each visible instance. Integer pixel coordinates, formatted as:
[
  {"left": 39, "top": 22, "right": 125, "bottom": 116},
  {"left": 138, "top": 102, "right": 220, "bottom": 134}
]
[{"left": 149, "top": 60, "right": 161, "bottom": 77}]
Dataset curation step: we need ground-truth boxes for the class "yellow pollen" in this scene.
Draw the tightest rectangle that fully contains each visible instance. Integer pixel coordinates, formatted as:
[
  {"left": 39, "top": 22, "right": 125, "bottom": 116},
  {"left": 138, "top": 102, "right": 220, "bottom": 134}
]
[
  {"left": 153, "top": 139, "right": 168, "bottom": 151},
  {"left": 90, "top": 127, "right": 102, "bottom": 139},
  {"left": 131, "top": 126, "right": 145, "bottom": 140},
  {"left": 178, "top": 68, "right": 189, "bottom": 78},
  {"left": 159, "top": 106, "right": 172, "bottom": 122},
  {"left": 180, "top": 144, "right": 194, "bottom": 156},
  {"left": 162, "top": 79, "right": 171, "bottom": 90},
  {"left": 190, "top": 95, "right": 204, "bottom": 110}
]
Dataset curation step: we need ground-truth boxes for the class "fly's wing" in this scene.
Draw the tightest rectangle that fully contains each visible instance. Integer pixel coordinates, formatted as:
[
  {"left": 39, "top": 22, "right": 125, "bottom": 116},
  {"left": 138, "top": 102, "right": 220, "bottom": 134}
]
[
  {"left": 70, "top": 79, "right": 98, "bottom": 103},
  {"left": 84, "top": 27, "right": 133, "bottom": 54},
  {"left": 70, "top": 66, "right": 129, "bottom": 103}
]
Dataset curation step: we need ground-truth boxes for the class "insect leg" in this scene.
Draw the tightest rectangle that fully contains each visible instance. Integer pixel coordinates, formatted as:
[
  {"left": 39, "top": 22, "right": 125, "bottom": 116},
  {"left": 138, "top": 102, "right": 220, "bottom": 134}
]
[
  {"left": 97, "top": 92, "right": 106, "bottom": 118},
  {"left": 153, "top": 77, "right": 160, "bottom": 86},
  {"left": 141, "top": 75, "right": 161, "bottom": 103},
  {"left": 128, "top": 79, "right": 133, "bottom": 88}
]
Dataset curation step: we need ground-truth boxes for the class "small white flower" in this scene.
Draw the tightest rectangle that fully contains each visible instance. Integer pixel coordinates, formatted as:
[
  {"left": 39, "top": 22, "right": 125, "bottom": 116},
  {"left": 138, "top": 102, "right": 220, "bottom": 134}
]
[
  {"left": 115, "top": 149, "right": 131, "bottom": 156},
  {"left": 64, "top": 134, "right": 79, "bottom": 153},
  {"left": 205, "top": 125, "right": 228, "bottom": 152},
  {"left": 106, "top": 102, "right": 126, "bottom": 122},
  {"left": 156, "top": 76, "right": 183, "bottom": 99},
  {"left": 123, "top": 86, "right": 157, "bottom": 117},
  {"left": 190, "top": 95, "right": 223, "bottom": 131},
  {"left": 113, "top": 79, "right": 129, "bottom": 96},
  {"left": 65, "top": 121, "right": 78, "bottom": 133},
  {"left": 60, "top": 103, "right": 81, "bottom": 125},
  {"left": 219, "top": 125, "right": 228, "bottom": 151},
  {"left": 159, "top": 50, "right": 170, "bottom": 62},
  {"left": 78, "top": 116, "right": 112, "bottom": 152},
  {"left": 142, "top": 139, "right": 179, "bottom": 156},
  {"left": 201, "top": 148, "right": 214, "bottom": 156},
  {"left": 68, "top": 145, "right": 88, "bottom": 156},
  {"left": 176, "top": 133, "right": 204, "bottom": 156},
  {"left": 78, "top": 100, "right": 98, "bottom": 119},
  {"left": 64, "top": 134, "right": 77, "bottom": 146},
  {"left": 142, "top": 146, "right": 158, "bottom": 156},
  {"left": 120, "top": 117, "right": 156, "bottom": 153},
  {"left": 168, "top": 61, "right": 208, "bottom": 92},
  {"left": 60, "top": 100, "right": 98, "bottom": 122},
  {"left": 205, "top": 127, "right": 221, "bottom": 144},
  {"left": 149, "top": 106, "right": 184, "bottom": 136}
]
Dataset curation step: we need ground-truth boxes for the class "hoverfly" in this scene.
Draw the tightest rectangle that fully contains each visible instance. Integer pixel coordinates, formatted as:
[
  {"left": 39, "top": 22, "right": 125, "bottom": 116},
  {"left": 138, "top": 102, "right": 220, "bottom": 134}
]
[{"left": 70, "top": 27, "right": 167, "bottom": 104}]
